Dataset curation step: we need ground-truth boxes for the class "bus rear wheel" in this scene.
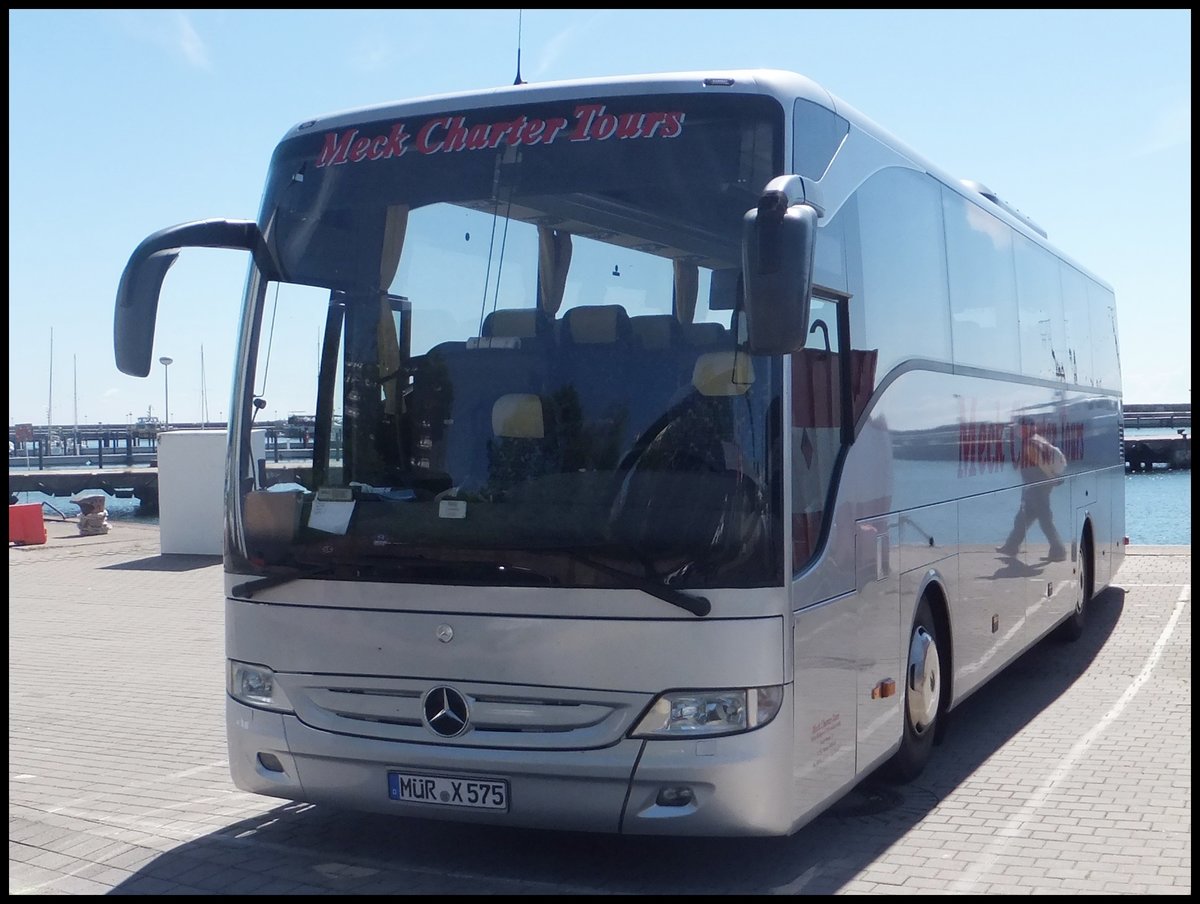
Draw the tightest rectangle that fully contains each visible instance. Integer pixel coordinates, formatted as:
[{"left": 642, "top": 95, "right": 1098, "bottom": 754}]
[
  {"left": 887, "top": 595, "right": 941, "bottom": 783},
  {"left": 1055, "top": 532, "right": 1093, "bottom": 642}
]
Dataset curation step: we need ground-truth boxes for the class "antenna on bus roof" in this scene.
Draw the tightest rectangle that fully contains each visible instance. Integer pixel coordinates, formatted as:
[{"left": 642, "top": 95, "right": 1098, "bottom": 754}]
[{"left": 513, "top": 10, "right": 525, "bottom": 85}]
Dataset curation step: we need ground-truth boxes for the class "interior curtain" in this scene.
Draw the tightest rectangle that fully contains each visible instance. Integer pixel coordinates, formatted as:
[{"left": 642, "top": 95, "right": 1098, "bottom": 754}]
[
  {"left": 379, "top": 205, "right": 409, "bottom": 287},
  {"left": 378, "top": 205, "right": 409, "bottom": 415},
  {"left": 537, "top": 226, "right": 572, "bottom": 316},
  {"left": 672, "top": 261, "right": 699, "bottom": 324}
]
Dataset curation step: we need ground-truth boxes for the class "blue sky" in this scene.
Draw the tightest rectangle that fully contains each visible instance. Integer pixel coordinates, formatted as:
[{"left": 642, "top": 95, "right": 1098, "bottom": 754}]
[{"left": 8, "top": 9, "right": 1191, "bottom": 426}]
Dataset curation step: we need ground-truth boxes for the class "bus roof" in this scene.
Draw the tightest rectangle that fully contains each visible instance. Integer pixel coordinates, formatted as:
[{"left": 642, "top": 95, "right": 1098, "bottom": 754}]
[
  {"left": 279, "top": 67, "right": 1111, "bottom": 292},
  {"left": 280, "top": 69, "right": 835, "bottom": 139}
]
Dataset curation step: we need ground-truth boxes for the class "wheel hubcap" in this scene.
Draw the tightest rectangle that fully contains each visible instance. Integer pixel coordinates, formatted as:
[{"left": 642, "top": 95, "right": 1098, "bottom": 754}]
[{"left": 907, "top": 626, "right": 940, "bottom": 735}]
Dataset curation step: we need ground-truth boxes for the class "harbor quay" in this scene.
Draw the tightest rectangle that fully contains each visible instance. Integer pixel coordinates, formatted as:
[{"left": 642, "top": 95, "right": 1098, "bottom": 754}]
[
  {"left": 7, "top": 435, "right": 1191, "bottom": 519},
  {"left": 8, "top": 519, "right": 1190, "bottom": 895},
  {"left": 6, "top": 404, "right": 1191, "bottom": 520}
]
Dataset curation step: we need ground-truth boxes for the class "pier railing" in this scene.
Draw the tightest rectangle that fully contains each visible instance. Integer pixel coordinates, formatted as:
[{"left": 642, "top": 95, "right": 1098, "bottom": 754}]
[
  {"left": 1123, "top": 403, "right": 1191, "bottom": 430},
  {"left": 9, "top": 410, "right": 1189, "bottom": 514}
]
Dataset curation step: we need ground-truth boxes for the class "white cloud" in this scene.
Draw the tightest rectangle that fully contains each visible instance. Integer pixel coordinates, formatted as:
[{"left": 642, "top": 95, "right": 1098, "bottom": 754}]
[
  {"left": 530, "top": 12, "right": 610, "bottom": 79},
  {"left": 173, "top": 11, "right": 210, "bottom": 69},
  {"left": 348, "top": 36, "right": 395, "bottom": 74},
  {"left": 1129, "top": 98, "right": 1191, "bottom": 159},
  {"left": 112, "top": 9, "right": 210, "bottom": 69}
]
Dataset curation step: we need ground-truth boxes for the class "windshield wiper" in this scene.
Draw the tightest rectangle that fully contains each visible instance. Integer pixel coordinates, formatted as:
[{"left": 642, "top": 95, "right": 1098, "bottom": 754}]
[
  {"left": 230, "top": 564, "right": 335, "bottom": 599},
  {"left": 231, "top": 549, "right": 709, "bottom": 616},
  {"left": 231, "top": 552, "right": 558, "bottom": 600},
  {"left": 545, "top": 548, "right": 711, "bottom": 617}
]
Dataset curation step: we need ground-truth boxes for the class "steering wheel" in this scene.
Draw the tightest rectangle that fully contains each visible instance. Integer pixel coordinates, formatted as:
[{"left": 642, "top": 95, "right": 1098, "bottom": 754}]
[
  {"left": 608, "top": 404, "right": 762, "bottom": 568},
  {"left": 615, "top": 407, "right": 727, "bottom": 477}
]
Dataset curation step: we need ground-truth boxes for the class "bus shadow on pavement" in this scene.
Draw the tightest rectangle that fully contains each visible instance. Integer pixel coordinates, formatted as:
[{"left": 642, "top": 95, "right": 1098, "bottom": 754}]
[
  {"left": 108, "top": 586, "right": 1126, "bottom": 896},
  {"left": 101, "top": 554, "right": 222, "bottom": 573}
]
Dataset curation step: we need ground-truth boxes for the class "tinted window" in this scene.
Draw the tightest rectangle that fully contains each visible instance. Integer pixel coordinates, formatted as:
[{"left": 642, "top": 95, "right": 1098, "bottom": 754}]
[
  {"left": 793, "top": 98, "right": 848, "bottom": 181},
  {"left": 852, "top": 167, "right": 952, "bottom": 380},
  {"left": 1014, "top": 233, "right": 1067, "bottom": 381},
  {"left": 943, "top": 189, "right": 1020, "bottom": 373},
  {"left": 1060, "top": 265, "right": 1092, "bottom": 386},
  {"left": 1088, "top": 281, "right": 1121, "bottom": 390},
  {"left": 813, "top": 209, "right": 847, "bottom": 294}
]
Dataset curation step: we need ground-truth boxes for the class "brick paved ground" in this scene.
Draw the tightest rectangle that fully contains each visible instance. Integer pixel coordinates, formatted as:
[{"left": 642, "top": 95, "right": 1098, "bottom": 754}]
[{"left": 9, "top": 518, "right": 1191, "bottom": 894}]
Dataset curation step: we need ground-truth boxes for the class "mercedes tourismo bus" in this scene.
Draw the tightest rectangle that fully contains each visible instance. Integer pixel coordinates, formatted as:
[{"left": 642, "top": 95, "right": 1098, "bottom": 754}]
[{"left": 113, "top": 69, "right": 1124, "bottom": 837}]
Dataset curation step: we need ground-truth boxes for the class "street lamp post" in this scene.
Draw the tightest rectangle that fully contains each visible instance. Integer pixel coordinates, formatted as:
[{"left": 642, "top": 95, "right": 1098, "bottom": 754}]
[{"left": 159, "top": 357, "right": 173, "bottom": 428}]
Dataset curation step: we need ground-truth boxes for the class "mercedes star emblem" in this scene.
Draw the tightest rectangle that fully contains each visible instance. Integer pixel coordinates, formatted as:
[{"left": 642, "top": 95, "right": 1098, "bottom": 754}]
[{"left": 422, "top": 686, "right": 470, "bottom": 738}]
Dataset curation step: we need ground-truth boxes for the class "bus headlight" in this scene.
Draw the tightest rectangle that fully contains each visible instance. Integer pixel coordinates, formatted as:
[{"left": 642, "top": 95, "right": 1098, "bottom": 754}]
[
  {"left": 631, "top": 686, "right": 783, "bottom": 738},
  {"left": 228, "top": 660, "right": 294, "bottom": 713}
]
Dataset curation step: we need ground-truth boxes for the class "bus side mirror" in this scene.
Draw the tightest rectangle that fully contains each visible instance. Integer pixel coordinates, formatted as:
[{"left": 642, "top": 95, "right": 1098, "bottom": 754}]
[
  {"left": 741, "top": 192, "right": 817, "bottom": 356},
  {"left": 114, "top": 219, "right": 271, "bottom": 377},
  {"left": 115, "top": 249, "right": 179, "bottom": 377}
]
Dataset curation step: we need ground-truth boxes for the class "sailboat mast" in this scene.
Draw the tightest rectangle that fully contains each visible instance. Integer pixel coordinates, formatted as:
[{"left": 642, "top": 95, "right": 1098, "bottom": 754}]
[
  {"left": 73, "top": 353, "right": 79, "bottom": 453},
  {"left": 200, "top": 344, "right": 209, "bottom": 426},
  {"left": 47, "top": 328, "right": 53, "bottom": 436}
]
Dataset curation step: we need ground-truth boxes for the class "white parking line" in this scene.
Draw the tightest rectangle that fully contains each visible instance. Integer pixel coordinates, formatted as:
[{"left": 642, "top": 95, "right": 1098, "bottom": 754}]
[{"left": 948, "top": 585, "right": 1189, "bottom": 893}]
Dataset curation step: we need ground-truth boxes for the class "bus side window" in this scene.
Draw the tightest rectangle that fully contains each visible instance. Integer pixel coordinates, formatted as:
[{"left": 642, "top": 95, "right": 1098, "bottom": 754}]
[{"left": 792, "top": 300, "right": 842, "bottom": 568}]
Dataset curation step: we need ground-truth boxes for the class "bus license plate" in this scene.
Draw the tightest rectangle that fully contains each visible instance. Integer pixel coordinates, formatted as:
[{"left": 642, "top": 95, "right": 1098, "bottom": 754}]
[{"left": 388, "top": 771, "right": 509, "bottom": 811}]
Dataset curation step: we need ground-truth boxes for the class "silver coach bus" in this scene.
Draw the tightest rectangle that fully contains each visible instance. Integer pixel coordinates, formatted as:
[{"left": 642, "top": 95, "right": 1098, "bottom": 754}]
[{"left": 114, "top": 69, "right": 1124, "bottom": 836}]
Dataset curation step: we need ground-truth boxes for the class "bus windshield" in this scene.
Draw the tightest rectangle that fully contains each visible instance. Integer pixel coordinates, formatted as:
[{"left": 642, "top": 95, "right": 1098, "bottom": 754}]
[{"left": 236, "top": 92, "right": 787, "bottom": 592}]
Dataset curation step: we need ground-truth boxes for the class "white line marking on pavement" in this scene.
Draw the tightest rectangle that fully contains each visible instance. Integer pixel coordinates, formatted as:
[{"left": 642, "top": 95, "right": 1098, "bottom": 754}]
[
  {"left": 947, "top": 584, "right": 1189, "bottom": 894},
  {"left": 45, "top": 762, "right": 230, "bottom": 816}
]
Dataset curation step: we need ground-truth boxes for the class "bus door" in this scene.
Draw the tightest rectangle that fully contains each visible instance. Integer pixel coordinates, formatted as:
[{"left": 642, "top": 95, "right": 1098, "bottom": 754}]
[{"left": 791, "top": 289, "right": 898, "bottom": 777}]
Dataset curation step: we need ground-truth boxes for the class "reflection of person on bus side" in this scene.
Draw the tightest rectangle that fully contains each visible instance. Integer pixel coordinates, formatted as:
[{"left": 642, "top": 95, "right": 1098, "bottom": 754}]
[{"left": 998, "top": 430, "right": 1067, "bottom": 561}]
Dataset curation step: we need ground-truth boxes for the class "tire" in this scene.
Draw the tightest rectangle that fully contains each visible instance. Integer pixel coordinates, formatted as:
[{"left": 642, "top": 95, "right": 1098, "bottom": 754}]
[
  {"left": 1055, "top": 533, "right": 1092, "bottom": 642},
  {"left": 886, "top": 595, "right": 942, "bottom": 783}
]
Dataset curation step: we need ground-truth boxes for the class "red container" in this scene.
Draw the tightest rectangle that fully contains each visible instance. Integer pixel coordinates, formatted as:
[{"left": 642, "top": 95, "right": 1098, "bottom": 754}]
[{"left": 9, "top": 503, "right": 47, "bottom": 546}]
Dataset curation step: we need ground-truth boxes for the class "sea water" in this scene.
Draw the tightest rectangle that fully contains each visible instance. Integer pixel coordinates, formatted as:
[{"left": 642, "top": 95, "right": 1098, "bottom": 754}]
[
  {"left": 1123, "top": 469, "right": 1191, "bottom": 545},
  {"left": 11, "top": 470, "right": 1189, "bottom": 545}
]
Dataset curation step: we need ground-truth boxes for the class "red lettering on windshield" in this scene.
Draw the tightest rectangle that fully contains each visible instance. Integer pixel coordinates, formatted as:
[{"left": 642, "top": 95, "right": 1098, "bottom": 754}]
[
  {"left": 568, "top": 105, "right": 685, "bottom": 142},
  {"left": 316, "top": 123, "right": 410, "bottom": 167},
  {"left": 318, "top": 107, "right": 684, "bottom": 166},
  {"left": 316, "top": 130, "right": 356, "bottom": 167},
  {"left": 540, "top": 117, "right": 570, "bottom": 143}
]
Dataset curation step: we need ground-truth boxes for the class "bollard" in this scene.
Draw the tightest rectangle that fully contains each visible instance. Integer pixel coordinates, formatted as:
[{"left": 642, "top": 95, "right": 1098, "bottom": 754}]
[{"left": 73, "top": 494, "right": 111, "bottom": 536}]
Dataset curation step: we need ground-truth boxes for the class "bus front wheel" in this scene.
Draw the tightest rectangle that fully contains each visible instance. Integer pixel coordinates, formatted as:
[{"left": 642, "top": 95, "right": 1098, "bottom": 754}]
[{"left": 887, "top": 595, "right": 942, "bottom": 783}]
